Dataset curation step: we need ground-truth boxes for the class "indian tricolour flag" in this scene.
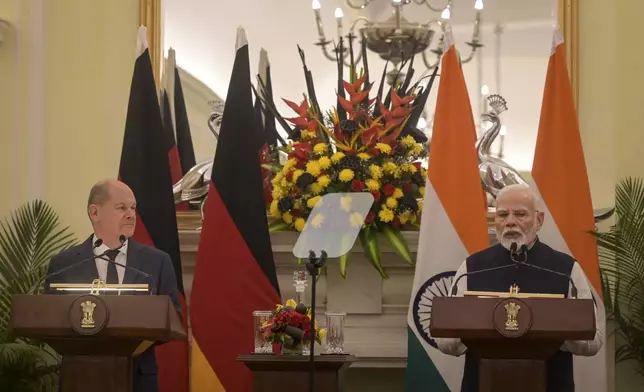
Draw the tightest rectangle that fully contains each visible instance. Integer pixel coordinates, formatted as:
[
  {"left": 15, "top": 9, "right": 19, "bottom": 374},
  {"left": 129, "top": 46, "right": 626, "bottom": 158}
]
[
  {"left": 405, "top": 27, "right": 490, "bottom": 392},
  {"left": 528, "top": 27, "right": 607, "bottom": 392}
]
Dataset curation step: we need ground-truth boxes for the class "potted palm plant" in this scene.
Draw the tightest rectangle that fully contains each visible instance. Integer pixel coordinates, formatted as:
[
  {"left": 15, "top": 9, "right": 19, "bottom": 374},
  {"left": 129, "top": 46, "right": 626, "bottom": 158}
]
[
  {"left": 590, "top": 177, "right": 644, "bottom": 378},
  {"left": 0, "top": 200, "right": 77, "bottom": 391}
]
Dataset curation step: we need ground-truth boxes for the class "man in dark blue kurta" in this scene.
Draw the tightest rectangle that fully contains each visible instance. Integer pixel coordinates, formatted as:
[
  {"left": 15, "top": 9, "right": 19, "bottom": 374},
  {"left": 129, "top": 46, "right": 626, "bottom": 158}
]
[{"left": 436, "top": 184, "right": 603, "bottom": 392}]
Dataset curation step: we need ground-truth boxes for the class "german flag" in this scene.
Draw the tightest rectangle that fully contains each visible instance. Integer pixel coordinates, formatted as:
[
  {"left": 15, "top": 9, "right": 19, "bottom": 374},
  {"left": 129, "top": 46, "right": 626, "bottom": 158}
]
[
  {"left": 173, "top": 65, "right": 197, "bottom": 176},
  {"left": 161, "top": 89, "right": 183, "bottom": 185},
  {"left": 118, "top": 26, "right": 188, "bottom": 392},
  {"left": 190, "top": 27, "right": 281, "bottom": 391}
]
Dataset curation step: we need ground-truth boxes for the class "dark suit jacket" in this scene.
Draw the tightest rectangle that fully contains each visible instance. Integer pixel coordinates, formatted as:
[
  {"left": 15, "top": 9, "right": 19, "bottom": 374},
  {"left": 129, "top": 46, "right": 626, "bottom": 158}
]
[{"left": 45, "top": 235, "right": 181, "bottom": 392}]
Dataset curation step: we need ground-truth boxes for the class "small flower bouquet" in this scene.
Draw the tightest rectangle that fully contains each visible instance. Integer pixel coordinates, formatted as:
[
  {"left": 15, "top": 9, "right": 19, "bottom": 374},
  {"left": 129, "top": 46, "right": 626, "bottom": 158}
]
[
  {"left": 260, "top": 299, "right": 326, "bottom": 355},
  {"left": 256, "top": 40, "right": 437, "bottom": 279}
]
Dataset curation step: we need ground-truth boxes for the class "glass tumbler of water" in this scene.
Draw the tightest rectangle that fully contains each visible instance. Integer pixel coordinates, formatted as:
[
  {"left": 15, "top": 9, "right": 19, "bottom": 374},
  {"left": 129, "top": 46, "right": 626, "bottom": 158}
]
[
  {"left": 252, "top": 310, "right": 273, "bottom": 354},
  {"left": 325, "top": 311, "right": 346, "bottom": 354}
]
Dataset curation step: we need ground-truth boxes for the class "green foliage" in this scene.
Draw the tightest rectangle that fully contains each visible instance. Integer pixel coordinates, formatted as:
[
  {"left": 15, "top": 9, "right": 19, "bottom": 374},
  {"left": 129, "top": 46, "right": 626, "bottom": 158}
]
[
  {"left": 0, "top": 200, "right": 77, "bottom": 391},
  {"left": 590, "top": 177, "right": 644, "bottom": 377}
]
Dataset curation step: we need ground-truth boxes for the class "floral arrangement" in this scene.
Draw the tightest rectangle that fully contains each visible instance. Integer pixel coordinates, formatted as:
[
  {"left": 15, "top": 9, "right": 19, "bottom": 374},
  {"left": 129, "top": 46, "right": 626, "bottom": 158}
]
[
  {"left": 257, "top": 40, "right": 437, "bottom": 279},
  {"left": 260, "top": 299, "right": 326, "bottom": 352}
]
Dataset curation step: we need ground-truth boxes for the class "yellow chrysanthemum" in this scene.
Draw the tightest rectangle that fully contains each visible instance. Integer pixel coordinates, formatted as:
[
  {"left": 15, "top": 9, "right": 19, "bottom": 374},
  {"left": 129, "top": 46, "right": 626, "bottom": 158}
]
[
  {"left": 386, "top": 197, "right": 398, "bottom": 209},
  {"left": 412, "top": 143, "right": 423, "bottom": 154},
  {"left": 310, "top": 183, "right": 323, "bottom": 194},
  {"left": 292, "top": 169, "right": 304, "bottom": 183},
  {"left": 319, "top": 328, "right": 327, "bottom": 339},
  {"left": 383, "top": 162, "right": 398, "bottom": 175},
  {"left": 270, "top": 200, "right": 281, "bottom": 218},
  {"left": 369, "top": 165, "right": 383, "bottom": 179},
  {"left": 376, "top": 143, "right": 392, "bottom": 154},
  {"left": 317, "top": 175, "right": 331, "bottom": 188},
  {"left": 419, "top": 186, "right": 425, "bottom": 197},
  {"left": 311, "top": 213, "right": 325, "bottom": 228},
  {"left": 340, "top": 195, "right": 352, "bottom": 212},
  {"left": 401, "top": 163, "right": 417, "bottom": 173},
  {"left": 379, "top": 207, "right": 394, "bottom": 222},
  {"left": 418, "top": 200, "right": 424, "bottom": 211},
  {"left": 349, "top": 212, "right": 364, "bottom": 227},
  {"left": 357, "top": 152, "right": 371, "bottom": 161},
  {"left": 272, "top": 172, "right": 283, "bottom": 184},
  {"left": 294, "top": 200, "right": 302, "bottom": 210},
  {"left": 280, "top": 177, "right": 288, "bottom": 188},
  {"left": 393, "top": 188, "right": 404, "bottom": 199},
  {"left": 284, "top": 158, "right": 297, "bottom": 169},
  {"left": 307, "top": 196, "right": 322, "bottom": 209},
  {"left": 398, "top": 211, "right": 411, "bottom": 224},
  {"left": 294, "top": 218, "right": 306, "bottom": 232},
  {"left": 285, "top": 299, "right": 298, "bottom": 308},
  {"left": 318, "top": 156, "right": 331, "bottom": 169},
  {"left": 282, "top": 211, "right": 293, "bottom": 224},
  {"left": 301, "top": 130, "right": 317, "bottom": 139},
  {"left": 331, "top": 152, "right": 345, "bottom": 163},
  {"left": 401, "top": 135, "right": 415, "bottom": 147},
  {"left": 366, "top": 179, "right": 380, "bottom": 191},
  {"left": 313, "top": 143, "right": 328, "bottom": 155},
  {"left": 306, "top": 161, "right": 321, "bottom": 177},
  {"left": 339, "top": 169, "right": 355, "bottom": 182}
]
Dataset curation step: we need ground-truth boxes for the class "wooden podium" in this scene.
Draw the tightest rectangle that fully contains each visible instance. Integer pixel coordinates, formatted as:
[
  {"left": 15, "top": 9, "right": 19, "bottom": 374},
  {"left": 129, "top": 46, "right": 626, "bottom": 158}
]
[
  {"left": 10, "top": 292, "right": 187, "bottom": 392},
  {"left": 430, "top": 295, "right": 596, "bottom": 392},
  {"left": 237, "top": 354, "right": 356, "bottom": 392}
]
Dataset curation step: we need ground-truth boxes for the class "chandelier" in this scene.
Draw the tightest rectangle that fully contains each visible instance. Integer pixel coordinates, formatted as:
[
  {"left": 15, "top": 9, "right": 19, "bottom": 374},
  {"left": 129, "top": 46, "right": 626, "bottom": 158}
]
[{"left": 311, "top": 0, "right": 483, "bottom": 82}]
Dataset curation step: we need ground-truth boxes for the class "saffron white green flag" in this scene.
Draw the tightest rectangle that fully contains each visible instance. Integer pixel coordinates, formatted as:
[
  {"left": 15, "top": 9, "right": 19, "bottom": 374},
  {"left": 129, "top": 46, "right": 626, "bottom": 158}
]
[{"left": 405, "top": 28, "right": 490, "bottom": 391}]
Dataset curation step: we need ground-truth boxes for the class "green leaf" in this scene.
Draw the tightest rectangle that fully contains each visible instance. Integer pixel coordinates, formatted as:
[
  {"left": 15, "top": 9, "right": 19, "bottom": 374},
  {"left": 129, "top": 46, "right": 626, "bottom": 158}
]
[
  {"left": 268, "top": 219, "right": 289, "bottom": 233},
  {"left": 590, "top": 177, "right": 644, "bottom": 373},
  {"left": 340, "top": 252, "right": 349, "bottom": 278},
  {"left": 0, "top": 200, "right": 72, "bottom": 390},
  {"left": 261, "top": 163, "right": 283, "bottom": 173},
  {"left": 358, "top": 226, "right": 388, "bottom": 279},
  {"left": 380, "top": 225, "right": 413, "bottom": 265}
]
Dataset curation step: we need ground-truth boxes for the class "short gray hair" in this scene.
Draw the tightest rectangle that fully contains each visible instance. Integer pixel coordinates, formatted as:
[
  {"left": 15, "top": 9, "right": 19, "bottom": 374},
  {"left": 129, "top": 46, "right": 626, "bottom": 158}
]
[
  {"left": 87, "top": 181, "right": 111, "bottom": 207},
  {"left": 495, "top": 184, "right": 541, "bottom": 211}
]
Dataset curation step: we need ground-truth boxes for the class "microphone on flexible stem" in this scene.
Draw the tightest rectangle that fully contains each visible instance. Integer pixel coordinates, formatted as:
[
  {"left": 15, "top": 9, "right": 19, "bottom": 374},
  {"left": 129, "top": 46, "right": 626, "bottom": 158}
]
[
  {"left": 509, "top": 242, "right": 578, "bottom": 299},
  {"left": 450, "top": 262, "right": 519, "bottom": 296},
  {"left": 34, "top": 237, "right": 126, "bottom": 294}
]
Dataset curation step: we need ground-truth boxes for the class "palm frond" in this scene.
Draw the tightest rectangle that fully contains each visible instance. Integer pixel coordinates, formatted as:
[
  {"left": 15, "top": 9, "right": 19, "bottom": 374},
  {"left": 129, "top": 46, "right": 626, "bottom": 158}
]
[
  {"left": 590, "top": 177, "right": 644, "bottom": 376},
  {"left": 0, "top": 200, "right": 77, "bottom": 335},
  {"left": 0, "top": 200, "right": 74, "bottom": 391}
]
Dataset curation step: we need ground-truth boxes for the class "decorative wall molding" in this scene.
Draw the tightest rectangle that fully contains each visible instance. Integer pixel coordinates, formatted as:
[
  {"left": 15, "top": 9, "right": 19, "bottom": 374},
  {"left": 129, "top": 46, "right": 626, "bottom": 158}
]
[
  {"left": 558, "top": 0, "right": 579, "bottom": 109},
  {"left": 138, "top": 0, "right": 162, "bottom": 85}
]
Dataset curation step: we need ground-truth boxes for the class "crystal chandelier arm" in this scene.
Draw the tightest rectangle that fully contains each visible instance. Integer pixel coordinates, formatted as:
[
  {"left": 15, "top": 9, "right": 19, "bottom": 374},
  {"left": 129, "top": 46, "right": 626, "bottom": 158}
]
[
  {"left": 413, "top": 0, "right": 450, "bottom": 13},
  {"left": 345, "top": 0, "right": 372, "bottom": 10},
  {"left": 421, "top": 48, "right": 440, "bottom": 69}
]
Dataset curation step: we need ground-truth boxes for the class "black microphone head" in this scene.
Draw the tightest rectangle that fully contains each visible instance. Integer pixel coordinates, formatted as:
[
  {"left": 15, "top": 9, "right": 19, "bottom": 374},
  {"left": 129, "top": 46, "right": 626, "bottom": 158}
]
[
  {"left": 119, "top": 235, "right": 126, "bottom": 244},
  {"left": 510, "top": 242, "right": 518, "bottom": 253},
  {"left": 520, "top": 245, "right": 528, "bottom": 254},
  {"left": 93, "top": 238, "right": 103, "bottom": 248}
]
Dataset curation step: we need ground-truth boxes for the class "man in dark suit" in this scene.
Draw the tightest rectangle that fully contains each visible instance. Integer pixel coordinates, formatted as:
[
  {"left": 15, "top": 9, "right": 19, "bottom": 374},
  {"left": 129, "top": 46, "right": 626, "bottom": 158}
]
[{"left": 45, "top": 179, "right": 181, "bottom": 392}]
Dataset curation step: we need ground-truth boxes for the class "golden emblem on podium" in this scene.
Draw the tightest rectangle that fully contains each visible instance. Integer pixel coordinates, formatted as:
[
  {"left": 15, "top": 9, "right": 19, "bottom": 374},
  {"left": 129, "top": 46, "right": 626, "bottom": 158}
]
[
  {"left": 504, "top": 301, "right": 520, "bottom": 331},
  {"left": 509, "top": 284, "right": 520, "bottom": 296},
  {"left": 81, "top": 300, "right": 97, "bottom": 329}
]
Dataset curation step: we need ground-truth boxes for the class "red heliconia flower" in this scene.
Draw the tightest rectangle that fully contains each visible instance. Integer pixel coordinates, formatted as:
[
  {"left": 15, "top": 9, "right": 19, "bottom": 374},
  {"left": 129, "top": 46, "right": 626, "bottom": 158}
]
[
  {"left": 383, "top": 184, "right": 395, "bottom": 197},
  {"left": 370, "top": 190, "right": 381, "bottom": 202},
  {"left": 361, "top": 126, "right": 380, "bottom": 146},
  {"left": 283, "top": 98, "right": 309, "bottom": 118}
]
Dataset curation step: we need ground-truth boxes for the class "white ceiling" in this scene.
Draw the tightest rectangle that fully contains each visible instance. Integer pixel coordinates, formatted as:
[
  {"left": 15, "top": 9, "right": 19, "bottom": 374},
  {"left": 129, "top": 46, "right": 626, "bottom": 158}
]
[{"left": 163, "top": 0, "right": 558, "bottom": 171}]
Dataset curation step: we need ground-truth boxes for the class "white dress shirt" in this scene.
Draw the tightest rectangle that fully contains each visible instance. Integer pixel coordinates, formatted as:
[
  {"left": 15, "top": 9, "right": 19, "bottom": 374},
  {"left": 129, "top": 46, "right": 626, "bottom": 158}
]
[
  {"left": 93, "top": 234, "right": 128, "bottom": 284},
  {"left": 436, "top": 259, "right": 605, "bottom": 357}
]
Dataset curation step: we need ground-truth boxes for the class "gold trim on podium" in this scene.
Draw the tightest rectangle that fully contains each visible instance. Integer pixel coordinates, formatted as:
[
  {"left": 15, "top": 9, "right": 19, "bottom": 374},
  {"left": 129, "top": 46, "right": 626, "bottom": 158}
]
[
  {"left": 49, "top": 281, "right": 149, "bottom": 294},
  {"left": 463, "top": 290, "right": 565, "bottom": 299}
]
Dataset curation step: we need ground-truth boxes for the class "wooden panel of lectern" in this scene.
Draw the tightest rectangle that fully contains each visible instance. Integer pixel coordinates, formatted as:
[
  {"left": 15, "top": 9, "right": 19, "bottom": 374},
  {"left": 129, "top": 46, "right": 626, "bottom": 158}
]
[
  {"left": 430, "top": 286, "right": 596, "bottom": 392},
  {"left": 10, "top": 282, "right": 187, "bottom": 392}
]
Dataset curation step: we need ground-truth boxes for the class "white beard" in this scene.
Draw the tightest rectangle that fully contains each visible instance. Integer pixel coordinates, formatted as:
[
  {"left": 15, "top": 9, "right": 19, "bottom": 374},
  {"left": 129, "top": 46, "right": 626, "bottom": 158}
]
[{"left": 496, "top": 226, "right": 536, "bottom": 251}]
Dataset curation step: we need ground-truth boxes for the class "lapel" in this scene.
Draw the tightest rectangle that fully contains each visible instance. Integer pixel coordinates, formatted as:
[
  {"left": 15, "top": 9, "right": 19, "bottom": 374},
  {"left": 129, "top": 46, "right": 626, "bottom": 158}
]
[
  {"left": 76, "top": 235, "right": 100, "bottom": 282},
  {"left": 123, "top": 239, "right": 145, "bottom": 284}
]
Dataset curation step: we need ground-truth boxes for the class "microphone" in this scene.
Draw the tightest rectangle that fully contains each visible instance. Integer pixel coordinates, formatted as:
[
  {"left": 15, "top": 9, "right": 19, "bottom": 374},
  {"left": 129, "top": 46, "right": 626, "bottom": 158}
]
[
  {"left": 450, "top": 262, "right": 517, "bottom": 296},
  {"left": 510, "top": 243, "right": 578, "bottom": 299},
  {"left": 33, "top": 237, "right": 125, "bottom": 294},
  {"left": 96, "top": 240, "right": 157, "bottom": 295}
]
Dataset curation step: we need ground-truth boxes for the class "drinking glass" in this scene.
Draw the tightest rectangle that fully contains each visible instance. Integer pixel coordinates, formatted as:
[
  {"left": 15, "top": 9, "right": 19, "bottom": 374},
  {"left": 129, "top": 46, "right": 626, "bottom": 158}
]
[
  {"left": 325, "top": 311, "right": 346, "bottom": 354},
  {"left": 252, "top": 310, "right": 273, "bottom": 354}
]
